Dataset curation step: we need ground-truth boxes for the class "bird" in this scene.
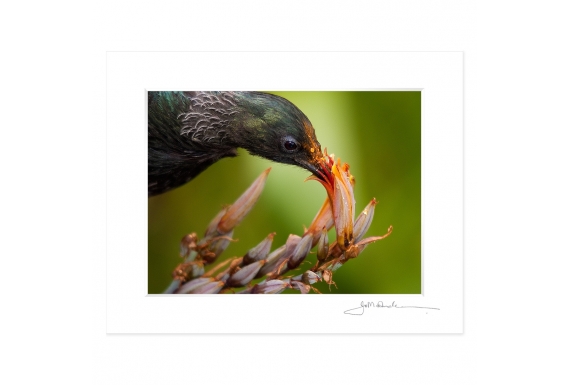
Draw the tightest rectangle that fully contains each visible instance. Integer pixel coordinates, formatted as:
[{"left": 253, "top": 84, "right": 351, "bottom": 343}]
[{"left": 148, "top": 91, "right": 328, "bottom": 196}]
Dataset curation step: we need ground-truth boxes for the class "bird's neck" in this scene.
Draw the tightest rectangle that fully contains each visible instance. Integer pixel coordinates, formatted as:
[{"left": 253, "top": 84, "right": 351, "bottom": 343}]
[
  {"left": 174, "top": 92, "right": 277, "bottom": 153},
  {"left": 175, "top": 92, "right": 249, "bottom": 149}
]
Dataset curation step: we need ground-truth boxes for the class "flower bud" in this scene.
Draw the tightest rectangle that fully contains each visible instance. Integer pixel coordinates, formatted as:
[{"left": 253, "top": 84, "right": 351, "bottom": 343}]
[
  {"left": 204, "top": 207, "right": 229, "bottom": 238},
  {"left": 316, "top": 228, "right": 329, "bottom": 261},
  {"left": 215, "top": 257, "right": 243, "bottom": 283},
  {"left": 202, "top": 230, "right": 234, "bottom": 262},
  {"left": 190, "top": 280, "right": 224, "bottom": 294},
  {"left": 226, "top": 260, "right": 266, "bottom": 287},
  {"left": 251, "top": 279, "right": 290, "bottom": 294},
  {"left": 180, "top": 233, "right": 198, "bottom": 259},
  {"left": 172, "top": 260, "right": 204, "bottom": 282},
  {"left": 257, "top": 234, "right": 300, "bottom": 278},
  {"left": 288, "top": 233, "right": 313, "bottom": 270},
  {"left": 256, "top": 244, "right": 285, "bottom": 278},
  {"left": 267, "top": 245, "right": 286, "bottom": 263},
  {"left": 175, "top": 277, "right": 214, "bottom": 294},
  {"left": 353, "top": 199, "right": 377, "bottom": 243},
  {"left": 302, "top": 270, "right": 321, "bottom": 285},
  {"left": 243, "top": 232, "right": 275, "bottom": 265},
  {"left": 291, "top": 281, "right": 311, "bottom": 294},
  {"left": 347, "top": 226, "right": 394, "bottom": 259},
  {"left": 217, "top": 168, "right": 271, "bottom": 234}
]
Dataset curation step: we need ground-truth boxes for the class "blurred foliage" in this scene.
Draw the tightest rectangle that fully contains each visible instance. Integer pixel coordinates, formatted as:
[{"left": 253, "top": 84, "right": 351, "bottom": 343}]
[{"left": 148, "top": 91, "right": 421, "bottom": 294}]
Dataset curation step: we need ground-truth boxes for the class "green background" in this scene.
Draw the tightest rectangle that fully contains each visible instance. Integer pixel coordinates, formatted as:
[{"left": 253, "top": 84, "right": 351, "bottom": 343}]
[{"left": 148, "top": 91, "right": 421, "bottom": 294}]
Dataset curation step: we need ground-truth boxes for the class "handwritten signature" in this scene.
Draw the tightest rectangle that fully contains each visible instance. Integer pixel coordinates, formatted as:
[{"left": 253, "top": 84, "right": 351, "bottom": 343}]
[{"left": 344, "top": 301, "right": 440, "bottom": 315}]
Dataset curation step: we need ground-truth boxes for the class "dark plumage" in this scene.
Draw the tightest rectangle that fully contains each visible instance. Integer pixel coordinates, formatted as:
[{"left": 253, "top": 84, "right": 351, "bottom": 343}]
[{"left": 148, "top": 91, "right": 326, "bottom": 196}]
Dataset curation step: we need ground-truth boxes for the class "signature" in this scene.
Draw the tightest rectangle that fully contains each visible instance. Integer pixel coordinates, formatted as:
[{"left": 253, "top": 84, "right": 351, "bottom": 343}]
[{"left": 344, "top": 301, "right": 440, "bottom": 315}]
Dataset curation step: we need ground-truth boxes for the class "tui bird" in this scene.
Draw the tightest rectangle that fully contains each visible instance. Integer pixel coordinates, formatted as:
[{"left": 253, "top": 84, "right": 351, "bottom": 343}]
[{"left": 148, "top": 91, "right": 328, "bottom": 196}]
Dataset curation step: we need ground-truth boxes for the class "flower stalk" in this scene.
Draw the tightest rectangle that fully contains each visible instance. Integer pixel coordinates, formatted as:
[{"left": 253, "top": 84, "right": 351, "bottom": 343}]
[{"left": 162, "top": 154, "right": 392, "bottom": 294}]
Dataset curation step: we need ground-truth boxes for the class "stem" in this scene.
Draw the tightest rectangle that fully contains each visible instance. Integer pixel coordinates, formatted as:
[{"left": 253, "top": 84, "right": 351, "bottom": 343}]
[{"left": 163, "top": 280, "right": 180, "bottom": 294}]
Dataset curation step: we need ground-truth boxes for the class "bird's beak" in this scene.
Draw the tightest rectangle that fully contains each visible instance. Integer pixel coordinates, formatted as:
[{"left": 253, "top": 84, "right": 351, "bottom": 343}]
[
  {"left": 296, "top": 144, "right": 332, "bottom": 183},
  {"left": 297, "top": 157, "right": 331, "bottom": 183}
]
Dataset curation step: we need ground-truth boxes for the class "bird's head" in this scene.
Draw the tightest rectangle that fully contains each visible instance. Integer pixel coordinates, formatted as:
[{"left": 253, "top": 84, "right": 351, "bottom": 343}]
[{"left": 231, "top": 92, "right": 330, "bottom": 182}]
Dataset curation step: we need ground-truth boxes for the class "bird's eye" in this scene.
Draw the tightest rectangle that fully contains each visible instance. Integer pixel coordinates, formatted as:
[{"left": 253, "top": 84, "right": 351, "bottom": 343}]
[
  {"left": 282, "top": 136, "right": 299, "bottom": 152},
  {"left": 284, "top": 140, "right": 298, "bottom": 151}
]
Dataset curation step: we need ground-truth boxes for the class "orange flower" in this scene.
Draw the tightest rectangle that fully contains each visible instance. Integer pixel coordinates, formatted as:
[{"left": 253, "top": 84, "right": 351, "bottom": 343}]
[{"left": 307, "top": 149, "right": 356, "bottom": 251}]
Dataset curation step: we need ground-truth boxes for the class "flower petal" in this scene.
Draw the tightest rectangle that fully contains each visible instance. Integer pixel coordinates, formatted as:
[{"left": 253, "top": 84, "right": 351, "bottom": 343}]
[
  {"left": 305, "top": 198, "right": 334, "bottom": 244},
  {"left": 332, "top": 165, "right": 354, "bottom": 250}
]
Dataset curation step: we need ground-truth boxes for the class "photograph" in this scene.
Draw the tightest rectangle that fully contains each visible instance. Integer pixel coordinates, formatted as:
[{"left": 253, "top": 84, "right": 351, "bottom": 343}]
[{"left": 148, "top": 91, "right": 421, "bottom": 294}]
